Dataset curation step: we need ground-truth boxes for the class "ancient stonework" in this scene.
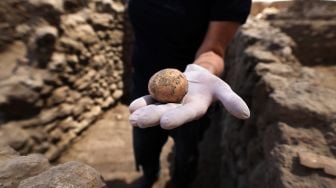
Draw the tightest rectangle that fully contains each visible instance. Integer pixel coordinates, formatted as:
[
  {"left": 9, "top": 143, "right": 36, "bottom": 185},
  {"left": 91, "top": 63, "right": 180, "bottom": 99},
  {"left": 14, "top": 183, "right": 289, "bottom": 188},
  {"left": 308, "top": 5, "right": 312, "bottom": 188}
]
[
  {"left": 219, "top": 2, "right": 336, "bottom": 188},
  {"left": 0, "top": 0, "right": 127, "bottom": 161}
]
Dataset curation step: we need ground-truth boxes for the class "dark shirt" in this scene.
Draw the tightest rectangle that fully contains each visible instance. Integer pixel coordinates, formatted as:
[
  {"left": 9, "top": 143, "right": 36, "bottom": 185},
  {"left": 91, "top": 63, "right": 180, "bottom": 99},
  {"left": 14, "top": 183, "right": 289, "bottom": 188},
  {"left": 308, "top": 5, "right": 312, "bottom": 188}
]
[{"left": 128, "top": 0, "right": 251, "bottom": 97}]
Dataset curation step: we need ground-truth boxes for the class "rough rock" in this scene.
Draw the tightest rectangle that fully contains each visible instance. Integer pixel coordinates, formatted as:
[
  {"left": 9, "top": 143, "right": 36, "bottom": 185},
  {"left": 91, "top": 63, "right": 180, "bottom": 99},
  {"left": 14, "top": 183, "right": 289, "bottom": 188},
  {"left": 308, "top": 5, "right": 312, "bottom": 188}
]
[
  {"left": 64, "top": 24, "right": 98, "bottom": 44},
  {"left": 28, "top": 0, "right": 64, "bottom": 12},
  {"left": 89, "top": 12, "right": 114, "bottom": 28},
  {"left": 18, "top": 161, "right": 106, "bottom": 188},
  {"left": 95, "top": 0, "right": 125, "bottom": 13},
  {"left": 0, "top": 154, "right": 50, "bottom": 188},
  {"left": 47, "top": 86, "right": 70, "bottom": 106},
  {"left": 0, "top": 144, "right": 106, "bottom": 187},
  {"left": 299, "top": 150, "right": 336, "bottom": 176},
  {"left": 0, "top": 66, "right": 44, "bottom": 120},
  {"left": 0, "top": 145, "right": 18, "bottom": 166},
  {"left": 0, "top": 124, "right": 31, "bottom": 152}
]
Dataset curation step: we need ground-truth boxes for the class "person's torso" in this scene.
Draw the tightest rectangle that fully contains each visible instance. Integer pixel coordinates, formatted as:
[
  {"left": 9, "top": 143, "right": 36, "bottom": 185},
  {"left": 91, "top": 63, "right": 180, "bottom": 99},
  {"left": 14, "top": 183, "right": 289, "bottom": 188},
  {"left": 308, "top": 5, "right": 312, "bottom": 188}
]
[
  {"left": 128, "top": 0, "right": 212, "bottom": 71},
  {"left": 128, "top": 0, "right": 216, "bottom": 96}
]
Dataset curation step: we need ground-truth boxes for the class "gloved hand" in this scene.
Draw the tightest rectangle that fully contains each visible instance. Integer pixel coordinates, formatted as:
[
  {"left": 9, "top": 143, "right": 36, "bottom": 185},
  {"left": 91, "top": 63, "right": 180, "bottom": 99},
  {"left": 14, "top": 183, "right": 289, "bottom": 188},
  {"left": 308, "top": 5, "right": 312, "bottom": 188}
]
[{"left": 129, "top": 64, "right": 250, "bottom": 129}]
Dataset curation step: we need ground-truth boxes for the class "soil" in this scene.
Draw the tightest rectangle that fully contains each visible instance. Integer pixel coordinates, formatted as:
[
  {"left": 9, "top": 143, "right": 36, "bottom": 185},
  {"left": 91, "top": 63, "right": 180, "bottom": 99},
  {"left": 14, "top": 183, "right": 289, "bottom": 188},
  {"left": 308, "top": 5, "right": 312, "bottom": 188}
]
[{"left": 58, "top": 104, "right": 222, "bottom": 188}]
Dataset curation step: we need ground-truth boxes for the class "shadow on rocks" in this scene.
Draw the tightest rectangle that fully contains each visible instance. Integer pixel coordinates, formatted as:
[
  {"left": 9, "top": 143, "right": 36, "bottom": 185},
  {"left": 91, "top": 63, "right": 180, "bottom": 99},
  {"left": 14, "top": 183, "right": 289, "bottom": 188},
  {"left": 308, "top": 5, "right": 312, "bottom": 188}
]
[
  {"left": 105, "top": 177, "right": 159, "bottom": 188},
  {"left": 106, "top": 179, "right": 130, "bottom": 188}
]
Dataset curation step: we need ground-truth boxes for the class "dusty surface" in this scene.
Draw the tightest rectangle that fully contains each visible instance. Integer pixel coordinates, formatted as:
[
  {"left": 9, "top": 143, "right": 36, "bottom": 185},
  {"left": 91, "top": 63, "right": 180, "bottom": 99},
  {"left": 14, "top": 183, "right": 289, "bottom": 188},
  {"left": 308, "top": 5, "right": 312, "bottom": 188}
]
[{"left": 58, "top": 104, "right": 222, "bottom": 188}]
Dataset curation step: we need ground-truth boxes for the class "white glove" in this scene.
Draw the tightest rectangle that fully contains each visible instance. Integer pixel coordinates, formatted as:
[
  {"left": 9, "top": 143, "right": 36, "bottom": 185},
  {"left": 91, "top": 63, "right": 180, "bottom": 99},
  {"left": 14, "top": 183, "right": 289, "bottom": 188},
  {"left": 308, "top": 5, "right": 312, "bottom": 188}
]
[{"left": 129, "top": 64, "right": 250, "bottom": 129}]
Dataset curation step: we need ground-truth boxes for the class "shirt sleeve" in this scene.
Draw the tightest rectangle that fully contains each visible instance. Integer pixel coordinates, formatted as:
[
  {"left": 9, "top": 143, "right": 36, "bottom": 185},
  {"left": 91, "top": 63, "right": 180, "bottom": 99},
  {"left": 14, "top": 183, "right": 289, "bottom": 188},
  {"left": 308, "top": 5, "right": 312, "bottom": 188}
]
[{"left": 209, "top": 0, "right": 252, "bottom": 24}]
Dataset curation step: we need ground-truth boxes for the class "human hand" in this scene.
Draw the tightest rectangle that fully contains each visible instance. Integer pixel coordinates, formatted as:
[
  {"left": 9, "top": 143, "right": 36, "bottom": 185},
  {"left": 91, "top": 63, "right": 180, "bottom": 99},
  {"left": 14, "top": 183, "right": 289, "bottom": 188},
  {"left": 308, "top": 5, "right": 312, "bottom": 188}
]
[{"left": 129, "top": 64, "right": 250, "bottom": 129}]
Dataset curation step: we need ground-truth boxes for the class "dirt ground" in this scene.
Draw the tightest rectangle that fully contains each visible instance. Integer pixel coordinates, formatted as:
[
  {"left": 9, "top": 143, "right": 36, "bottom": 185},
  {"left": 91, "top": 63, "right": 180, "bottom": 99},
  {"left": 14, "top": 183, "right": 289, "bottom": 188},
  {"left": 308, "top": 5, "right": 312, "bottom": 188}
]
[{"left": 58, "top": 104, "right": 222, "bottom": 188}]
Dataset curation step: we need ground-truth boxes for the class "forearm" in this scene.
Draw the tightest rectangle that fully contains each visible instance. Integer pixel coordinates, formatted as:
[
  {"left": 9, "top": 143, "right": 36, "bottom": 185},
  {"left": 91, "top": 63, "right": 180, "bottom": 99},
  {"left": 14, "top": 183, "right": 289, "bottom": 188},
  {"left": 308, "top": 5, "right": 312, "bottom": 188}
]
[
  {"left": 193, "top": 21, "right": 241, "bottom": 76},
  {"left": 193, "top": 52, "right": 224, "bottom": 76}
]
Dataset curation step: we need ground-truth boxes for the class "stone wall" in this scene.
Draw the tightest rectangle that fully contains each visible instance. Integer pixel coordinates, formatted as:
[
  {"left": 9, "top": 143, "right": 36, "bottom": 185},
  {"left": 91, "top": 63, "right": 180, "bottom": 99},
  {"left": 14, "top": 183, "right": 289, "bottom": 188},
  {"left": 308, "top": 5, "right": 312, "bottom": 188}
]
[
  {"left": 0, "top": 0, "right": 127, "bottom": 161},
  {"left": 262, "top": 0, "right": 336, "bottom": 66},
  {"left": 220, "top": 3, "right": 336, "bottom": 188}
]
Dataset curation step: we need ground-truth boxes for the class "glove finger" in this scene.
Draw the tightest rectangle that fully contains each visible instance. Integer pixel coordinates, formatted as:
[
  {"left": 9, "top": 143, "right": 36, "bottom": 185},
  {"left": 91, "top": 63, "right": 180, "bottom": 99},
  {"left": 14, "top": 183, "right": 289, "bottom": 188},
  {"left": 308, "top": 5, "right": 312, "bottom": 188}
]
[
  {"left": 160, "top": 98, "right": 209, "bottom": 130},
  {"left": 215, "top": 82, "right": 250, "bottom": 119},
  {"left": 129, "top": 103, "right": 180, "bottom": 128},
  {"left": 129, "top": 95, "right": 155, "bottom": 113}
]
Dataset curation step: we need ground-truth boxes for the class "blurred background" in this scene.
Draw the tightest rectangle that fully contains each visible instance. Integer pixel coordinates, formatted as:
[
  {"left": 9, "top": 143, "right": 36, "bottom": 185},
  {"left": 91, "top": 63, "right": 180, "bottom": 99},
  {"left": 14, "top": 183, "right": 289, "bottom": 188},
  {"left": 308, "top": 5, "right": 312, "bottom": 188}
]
[{"left": 0, "top": 0, "right": 335, "bottom": 188}]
